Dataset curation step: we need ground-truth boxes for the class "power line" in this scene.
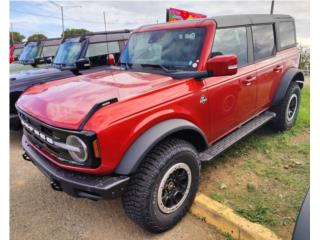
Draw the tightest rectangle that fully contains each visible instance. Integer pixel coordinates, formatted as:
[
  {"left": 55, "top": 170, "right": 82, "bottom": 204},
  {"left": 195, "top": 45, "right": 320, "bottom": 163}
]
[{"left": 11, "top": 9, "right": 61, "bottom": 20}]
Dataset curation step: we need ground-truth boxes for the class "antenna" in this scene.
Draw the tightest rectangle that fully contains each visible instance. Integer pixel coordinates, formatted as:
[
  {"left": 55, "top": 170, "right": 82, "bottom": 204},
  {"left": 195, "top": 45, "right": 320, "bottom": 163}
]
[
  {"left": 103, "top": 11, "right": 109, "bottom": 55},
  {"left": 270, "top": 0, "right": 275, "bottom": 14}
]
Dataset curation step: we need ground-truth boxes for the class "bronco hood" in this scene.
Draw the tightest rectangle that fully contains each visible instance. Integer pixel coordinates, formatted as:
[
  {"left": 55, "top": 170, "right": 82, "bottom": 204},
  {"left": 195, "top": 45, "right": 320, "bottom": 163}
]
[{"left": 16, "top": 70, "right": 176, "bottom": 129}]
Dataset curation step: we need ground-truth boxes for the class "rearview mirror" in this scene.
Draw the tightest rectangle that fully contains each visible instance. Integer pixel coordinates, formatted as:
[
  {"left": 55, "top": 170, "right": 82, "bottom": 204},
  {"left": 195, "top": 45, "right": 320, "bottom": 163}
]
[
  {"left": 106, "top": 54, "right": 115, "bottom": 65},
  {"left": 206, "top": 54, "right": 238, "bottom": 76},
  {"left": 76, "top": 58, "right": 90, "bottom": 69}
]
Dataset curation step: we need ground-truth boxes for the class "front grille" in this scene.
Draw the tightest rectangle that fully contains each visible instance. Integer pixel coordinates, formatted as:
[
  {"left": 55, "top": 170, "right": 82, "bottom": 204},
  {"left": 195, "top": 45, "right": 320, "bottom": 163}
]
[
  {"left": 19, "top": 111, "right": 72, "bottom": 163},
  {"left": 17, "top": 109, "right": 100, "bottom": 168}
]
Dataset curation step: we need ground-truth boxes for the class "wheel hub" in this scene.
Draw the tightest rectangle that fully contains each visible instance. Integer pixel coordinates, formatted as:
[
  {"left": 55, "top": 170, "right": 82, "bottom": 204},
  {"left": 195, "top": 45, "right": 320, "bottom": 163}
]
[
  {"left": 286, "top": 93, "right": 298, "bottom": 121},
  {"left": 157, "top": 163, "right": 192, "bottom": 214}
]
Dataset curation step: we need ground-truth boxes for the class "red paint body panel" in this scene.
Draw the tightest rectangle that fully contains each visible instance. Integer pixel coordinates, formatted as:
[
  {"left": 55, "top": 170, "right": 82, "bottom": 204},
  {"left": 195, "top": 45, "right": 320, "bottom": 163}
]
[
  {"left": 17, "top": 19, "right": 301, "bottom": 175},
  {"left": 17, "top": 70, "right": 180, "bottom": 130}
]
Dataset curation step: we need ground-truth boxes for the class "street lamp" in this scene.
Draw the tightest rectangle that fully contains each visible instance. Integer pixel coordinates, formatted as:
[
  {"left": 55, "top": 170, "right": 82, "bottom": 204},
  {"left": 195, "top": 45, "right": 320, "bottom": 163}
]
[{"left": 48, "top": 0, "right": 82, "bottom": 38}]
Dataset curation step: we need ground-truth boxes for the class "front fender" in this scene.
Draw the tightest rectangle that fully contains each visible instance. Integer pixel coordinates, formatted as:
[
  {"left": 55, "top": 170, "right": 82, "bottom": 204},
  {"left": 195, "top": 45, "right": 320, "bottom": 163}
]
[{"left": 114, "top": 119, "right": 208, "bottom": 175}]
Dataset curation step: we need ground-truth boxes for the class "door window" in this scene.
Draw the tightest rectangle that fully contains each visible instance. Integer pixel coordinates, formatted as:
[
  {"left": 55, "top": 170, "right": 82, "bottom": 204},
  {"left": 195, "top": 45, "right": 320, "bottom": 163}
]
[
  {"left": 252, "top": 24, "right": 276, "bottom": 60},
  {"left": 212, "top": 27, "right": 248, "bottom": 67}
]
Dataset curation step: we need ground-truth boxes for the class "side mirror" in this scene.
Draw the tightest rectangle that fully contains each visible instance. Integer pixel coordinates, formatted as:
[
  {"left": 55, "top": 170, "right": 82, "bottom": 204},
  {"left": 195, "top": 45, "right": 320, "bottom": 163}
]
[
  {"left": 76, "top": 58, "right": 90, "bottom": 69},
  {"left": 206, "top": 54, "right": 238, "bottom": 76},
  {"left": 106, "top": 54, "right": 115, "bottom": 65}
]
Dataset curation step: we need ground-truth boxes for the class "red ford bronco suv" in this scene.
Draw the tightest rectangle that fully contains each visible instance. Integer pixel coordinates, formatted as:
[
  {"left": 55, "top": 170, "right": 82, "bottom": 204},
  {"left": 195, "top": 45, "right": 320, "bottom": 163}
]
[{"left": 17, "top": 14, "right": 304, "bottom": 233}]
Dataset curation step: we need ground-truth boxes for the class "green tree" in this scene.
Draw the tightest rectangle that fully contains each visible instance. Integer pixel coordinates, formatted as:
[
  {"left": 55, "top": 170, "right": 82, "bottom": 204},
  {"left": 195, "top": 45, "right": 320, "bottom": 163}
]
[
  {"left": 9, "top": 32, "right": 25, "bottom": 45},
  {"left": 298, "top": 45, "right": 310, "bottom": 75},
  {"left": 27, "top": 33, "right": 48, "bottom": 42},
  {"left": 63, "top": 28, "right": 90, "bottom": 38}
]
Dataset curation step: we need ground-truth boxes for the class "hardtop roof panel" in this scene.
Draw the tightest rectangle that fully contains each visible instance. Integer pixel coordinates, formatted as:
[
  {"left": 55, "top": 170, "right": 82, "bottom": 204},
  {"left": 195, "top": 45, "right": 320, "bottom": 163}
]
[
  {"left": 88, "top": 32, "right": 130, "bottom": 43},
  {"left": 41, "top": 38, "right": 62, "bottom": 46},
  {"left": 211, "top": 14, "right": 293, "bottom": 28}
]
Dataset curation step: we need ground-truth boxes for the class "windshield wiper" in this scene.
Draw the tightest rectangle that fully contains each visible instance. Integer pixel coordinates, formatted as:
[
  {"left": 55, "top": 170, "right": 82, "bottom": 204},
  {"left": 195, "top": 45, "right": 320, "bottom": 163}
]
[{"left": 140, "top": 63, "right": 172, "bottom": 73}]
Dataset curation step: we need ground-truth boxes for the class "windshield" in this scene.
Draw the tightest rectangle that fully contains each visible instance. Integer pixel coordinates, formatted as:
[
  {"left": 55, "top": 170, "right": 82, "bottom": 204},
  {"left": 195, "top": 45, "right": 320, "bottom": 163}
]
[
  {"left": 19, "top": 43, "right": 40, "bottom": 61},
  {"left": 120, "top": 27, "right": 206, "bottom": 71},
  {"left": 53, "top": 39, "right": 81, "bottom": 65}
]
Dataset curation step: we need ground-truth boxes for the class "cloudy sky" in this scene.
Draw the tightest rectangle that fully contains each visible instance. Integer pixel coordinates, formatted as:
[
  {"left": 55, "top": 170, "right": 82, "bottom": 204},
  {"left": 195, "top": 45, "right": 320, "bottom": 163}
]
[{"left": 10, "top": 0, "right": 309, "bottom": 45}]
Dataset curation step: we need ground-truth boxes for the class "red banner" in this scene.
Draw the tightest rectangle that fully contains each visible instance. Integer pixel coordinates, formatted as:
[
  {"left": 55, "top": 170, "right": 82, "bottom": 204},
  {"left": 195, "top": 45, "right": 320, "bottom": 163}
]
[{"left": 167, "top": 8, "right": 207, "bottom": 22}]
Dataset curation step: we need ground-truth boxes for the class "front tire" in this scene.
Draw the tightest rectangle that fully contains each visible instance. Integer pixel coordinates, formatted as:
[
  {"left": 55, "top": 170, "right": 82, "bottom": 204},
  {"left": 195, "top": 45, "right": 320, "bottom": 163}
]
[
  {"left": 122, "top": 138, "right": 200, "bottom": 233},
  {"left": 270, "top": 81, "right": 301, "bottom": 131}
]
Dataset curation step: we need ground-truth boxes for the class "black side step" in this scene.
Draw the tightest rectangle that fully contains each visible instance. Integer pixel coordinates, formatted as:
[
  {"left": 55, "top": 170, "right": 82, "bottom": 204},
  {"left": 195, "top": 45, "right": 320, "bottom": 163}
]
[{"left": 199, "top": 111, "right": 276, "bottom": 162}]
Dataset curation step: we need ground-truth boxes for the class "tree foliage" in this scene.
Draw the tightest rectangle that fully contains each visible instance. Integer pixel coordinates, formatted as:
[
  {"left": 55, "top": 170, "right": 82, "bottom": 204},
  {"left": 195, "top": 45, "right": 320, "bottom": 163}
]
[
  {"left": 9, "top": 32, "right": 25, "bottom": 45},
  {"left": 27, "top": 33, "right": 48, "bottom": 42},
  {"left": 298, "top": 45, "right": 310, "bottom": 74},
  {"left": 63, "top": 28, "right": 90, "bottom": 38}
]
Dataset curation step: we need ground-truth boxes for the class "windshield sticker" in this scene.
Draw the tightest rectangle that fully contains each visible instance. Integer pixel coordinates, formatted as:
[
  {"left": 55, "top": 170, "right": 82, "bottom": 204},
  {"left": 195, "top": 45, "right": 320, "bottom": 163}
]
[{"left": 185, "top": 33, "right": 195, "bottom": 40}]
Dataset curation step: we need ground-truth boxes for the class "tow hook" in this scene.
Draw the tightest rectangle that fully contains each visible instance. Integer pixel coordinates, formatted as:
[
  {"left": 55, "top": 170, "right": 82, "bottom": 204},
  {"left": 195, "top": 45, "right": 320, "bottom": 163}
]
[
  {"left": 22, "top": 152, "right": 31, "bottom": 161},
  {"left": 51, "top": 181, "right": 62, "bottom": 191}
]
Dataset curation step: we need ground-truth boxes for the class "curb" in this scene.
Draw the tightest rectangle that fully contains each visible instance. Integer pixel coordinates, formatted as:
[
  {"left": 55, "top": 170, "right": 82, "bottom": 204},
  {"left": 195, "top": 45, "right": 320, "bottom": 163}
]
[{"left": 191, "top": 193, "right": 281, "bottom": 240}]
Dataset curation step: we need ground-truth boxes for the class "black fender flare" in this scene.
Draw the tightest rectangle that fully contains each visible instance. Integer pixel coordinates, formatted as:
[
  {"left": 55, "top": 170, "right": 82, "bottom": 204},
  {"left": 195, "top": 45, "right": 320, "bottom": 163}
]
[
  {"left": 272, "top": 68, "right": 304, "bottom": 106},
  {"left": 114, "top": 119, "right": 208, "bottom": 175}
]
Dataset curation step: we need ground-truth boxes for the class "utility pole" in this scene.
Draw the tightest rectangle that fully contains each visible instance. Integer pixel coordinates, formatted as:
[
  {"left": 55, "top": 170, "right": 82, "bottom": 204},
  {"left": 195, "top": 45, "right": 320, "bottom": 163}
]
[
  {"left": 270, "top": 0, "right": 275, "bottom": 14},
  {"left": 48, "top": 0, "right": 81, "bottom": 38},
  {"left": 10, "top": 23, "right": 14, "bottom": 45},
  {"left": 61, "top": 6, "right": 64, "bottom": 37}
]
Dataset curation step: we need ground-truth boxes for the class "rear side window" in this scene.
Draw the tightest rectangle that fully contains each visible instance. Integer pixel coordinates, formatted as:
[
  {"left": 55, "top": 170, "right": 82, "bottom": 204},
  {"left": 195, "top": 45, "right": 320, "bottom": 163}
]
[
  {"left": 212, "top": 27, "right": 248, "bottom": 67},
  {"left": 13, "top": 48, "right": 22, "bottom": 58},
  {"left": 85, "top": 41, "right": 120, "bottom": 58},
  {"left": 252, "top": 24, "right": 276, "bottom": 60},
  {"left": 279, "top": 21, "right": 296, "bottom": 49},
  {"left": 41, "top": 45, "right": 58, "bottom": 57}
]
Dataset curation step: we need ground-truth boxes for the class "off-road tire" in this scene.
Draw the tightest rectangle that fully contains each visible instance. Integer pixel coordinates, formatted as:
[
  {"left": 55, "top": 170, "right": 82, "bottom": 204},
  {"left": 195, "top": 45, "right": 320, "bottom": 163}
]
[
  {"left": 270, "top": 81, "right": 301, "bottom": 131},
  {"left": 122, "top": 138, "right": 200, "bottom": 233}
]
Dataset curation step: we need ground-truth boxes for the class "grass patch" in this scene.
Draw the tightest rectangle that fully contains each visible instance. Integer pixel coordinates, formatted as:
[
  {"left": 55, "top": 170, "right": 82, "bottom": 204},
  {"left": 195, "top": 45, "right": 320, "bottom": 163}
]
[
  {"left": 223, "top": 232, "right": 234, "bottom": 240},
  {"left": 236, "top": 205, "right": 275, "bottom": 226},
  {"left": 210, "top": 193, "right": 225, "bottom": 203},
  {"left": 200, "top": 86, "right": 310, "bottom": 240}
]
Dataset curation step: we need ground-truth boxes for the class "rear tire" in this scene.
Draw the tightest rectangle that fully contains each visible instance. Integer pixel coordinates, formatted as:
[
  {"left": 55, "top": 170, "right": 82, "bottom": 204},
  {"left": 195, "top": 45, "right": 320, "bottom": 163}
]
[
  {"left": 122, "top": 138, "right": 200, "bottom": 233},
  {"left": 270, "top": 81, "right": 301, "bottom": 131}
]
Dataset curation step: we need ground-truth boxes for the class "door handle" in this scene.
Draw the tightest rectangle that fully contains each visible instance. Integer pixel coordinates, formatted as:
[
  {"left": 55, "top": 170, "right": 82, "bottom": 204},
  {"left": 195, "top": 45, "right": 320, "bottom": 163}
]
[
  {"left": 273, "top": 65, "right": 283, "bottom": 72},
  {"left": 242, "top": 76, "right": 256, "bottom": 86}
]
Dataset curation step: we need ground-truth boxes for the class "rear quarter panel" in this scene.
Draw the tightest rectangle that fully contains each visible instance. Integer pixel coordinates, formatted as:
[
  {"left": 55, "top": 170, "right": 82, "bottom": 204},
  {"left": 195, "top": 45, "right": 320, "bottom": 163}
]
[{"left": 269, "top": 47, "right": 300, "bottom": 103}]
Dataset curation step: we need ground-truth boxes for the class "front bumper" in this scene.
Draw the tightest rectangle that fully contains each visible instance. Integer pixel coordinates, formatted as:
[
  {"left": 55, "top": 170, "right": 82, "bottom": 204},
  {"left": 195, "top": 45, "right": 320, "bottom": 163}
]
[{"left": 22, "top": 135, "right": 130, "bottom": 200}]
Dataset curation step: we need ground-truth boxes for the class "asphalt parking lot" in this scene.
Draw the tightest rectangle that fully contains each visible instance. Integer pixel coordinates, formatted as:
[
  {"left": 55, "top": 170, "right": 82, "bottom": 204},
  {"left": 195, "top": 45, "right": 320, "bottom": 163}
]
[{"left": 10, "top": 130, "right": 224, "bottom": 240}]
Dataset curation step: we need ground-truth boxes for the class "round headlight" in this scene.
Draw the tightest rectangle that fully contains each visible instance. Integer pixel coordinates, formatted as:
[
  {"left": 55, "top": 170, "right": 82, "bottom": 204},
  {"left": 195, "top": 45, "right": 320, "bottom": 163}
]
[{"left": 66, "top": 135, "right": 88, "bottom": 163}]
